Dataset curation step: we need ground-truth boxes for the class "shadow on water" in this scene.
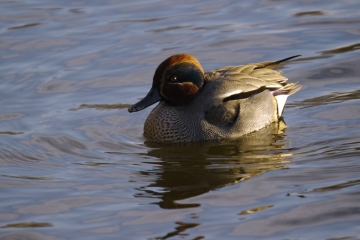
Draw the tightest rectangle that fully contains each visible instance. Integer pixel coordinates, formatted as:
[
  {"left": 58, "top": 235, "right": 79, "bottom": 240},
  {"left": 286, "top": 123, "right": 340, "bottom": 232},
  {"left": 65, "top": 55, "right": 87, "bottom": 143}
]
[{"left": 135, "top": 121, "right": 292, "bottom": 209}]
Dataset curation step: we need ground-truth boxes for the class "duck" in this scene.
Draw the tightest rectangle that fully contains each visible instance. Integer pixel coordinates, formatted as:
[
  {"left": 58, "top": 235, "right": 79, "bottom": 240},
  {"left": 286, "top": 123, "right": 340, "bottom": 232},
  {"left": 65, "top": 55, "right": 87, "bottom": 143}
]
[{"left": 128, "top": 54, "right": 301, "bottom": 143}]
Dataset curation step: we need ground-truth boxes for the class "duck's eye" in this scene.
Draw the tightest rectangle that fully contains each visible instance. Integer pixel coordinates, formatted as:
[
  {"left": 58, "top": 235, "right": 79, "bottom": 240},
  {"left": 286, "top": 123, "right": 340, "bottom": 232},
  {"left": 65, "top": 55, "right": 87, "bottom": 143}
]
[{"left": 170, "top": 75, "right": 177, "bottom": 82}]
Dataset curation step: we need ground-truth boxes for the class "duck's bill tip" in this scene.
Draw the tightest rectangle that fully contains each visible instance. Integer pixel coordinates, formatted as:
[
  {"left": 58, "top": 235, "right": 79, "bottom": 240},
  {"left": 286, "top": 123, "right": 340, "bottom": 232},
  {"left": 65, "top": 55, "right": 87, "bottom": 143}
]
[
  {"left": 128, "top": 87, "right": 163, "bottom": 113},
  {"left": 128, "top": 106, "right": 139, "bottom": 112},
  {"left": 128, "top": 105, "right": 141, "bottom": 113}
]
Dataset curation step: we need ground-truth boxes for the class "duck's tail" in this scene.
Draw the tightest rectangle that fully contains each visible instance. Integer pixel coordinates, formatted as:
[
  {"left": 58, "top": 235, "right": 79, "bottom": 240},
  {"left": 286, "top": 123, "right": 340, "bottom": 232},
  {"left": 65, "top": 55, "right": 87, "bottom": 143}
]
[
  {"left": 255, "top": 55, "right": 301, "bottom": 69},
  {"left": 274, "top": 82, "right": 302, "bottom": 96},
  {"left": 273, "top": 82, "right": 302, "bottom": 117}
]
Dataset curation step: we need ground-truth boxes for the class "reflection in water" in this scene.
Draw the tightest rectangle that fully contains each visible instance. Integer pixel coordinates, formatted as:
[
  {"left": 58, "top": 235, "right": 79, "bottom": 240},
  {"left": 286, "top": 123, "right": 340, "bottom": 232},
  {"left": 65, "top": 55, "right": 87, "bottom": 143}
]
[
  {"left": 311, "top": 179, "right": 360, "bottom": 193},
  {"left": 1, "top": 175, "right": 54, "bottom": 181},
  {"left": 155, "top": 222, "right": 201, "bottom": 240},
  {"left": 0, "top": 131, "right": 24, "bottom": 135},
  {"left": 69, "top": 103, "right": 131, "bottom": 111},
  {"left": 8, "top": 22, "right": 42, "bottom": 30},
  {"left": 289, "top": 89, "right": 360, "bottom": 109},
  {"left": 0, "top": 222, "right": 52, "bottom": 228},
  {"left": 293, "top": 11, "right": 325, "bottom": 17},
  {"left": 135, "top": 121, "right": 291, "bottom": 209},
  {"left": 238, "top": 205, "right": 273, "bottom": 215},
  {"left": 293, "top": 42, "right": 360, "bottom": 62},
  {"left": 320, "top": 42, "right": 360, "bottom": 55}
]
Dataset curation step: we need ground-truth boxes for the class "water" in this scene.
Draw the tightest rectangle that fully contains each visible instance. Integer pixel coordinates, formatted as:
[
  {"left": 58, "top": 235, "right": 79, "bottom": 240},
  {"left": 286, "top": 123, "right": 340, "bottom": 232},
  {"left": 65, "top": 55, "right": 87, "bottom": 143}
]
[{"left": 1, "top": 0, "right": 360, "bottom": 239}]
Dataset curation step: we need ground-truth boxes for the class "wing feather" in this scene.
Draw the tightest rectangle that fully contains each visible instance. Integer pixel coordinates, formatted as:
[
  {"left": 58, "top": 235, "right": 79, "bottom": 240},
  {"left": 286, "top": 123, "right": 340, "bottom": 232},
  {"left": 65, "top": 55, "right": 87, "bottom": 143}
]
[{"left": 204, "top": 55, "right": 301, "bottom": 101}]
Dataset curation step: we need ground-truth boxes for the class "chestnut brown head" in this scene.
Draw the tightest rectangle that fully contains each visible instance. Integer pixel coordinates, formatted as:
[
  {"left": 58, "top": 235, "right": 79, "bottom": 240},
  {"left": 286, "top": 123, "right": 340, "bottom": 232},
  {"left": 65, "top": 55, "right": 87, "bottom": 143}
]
[{"left": 129, "top": 54, "right": 205, "bottom": 112}]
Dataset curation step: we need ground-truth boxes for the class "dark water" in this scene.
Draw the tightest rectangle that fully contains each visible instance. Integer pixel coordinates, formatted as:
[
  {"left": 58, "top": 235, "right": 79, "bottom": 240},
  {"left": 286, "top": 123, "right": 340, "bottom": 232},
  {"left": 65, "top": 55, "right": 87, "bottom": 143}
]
[{"left": 1, "top": 0, "right": 360, "bottom": 239}]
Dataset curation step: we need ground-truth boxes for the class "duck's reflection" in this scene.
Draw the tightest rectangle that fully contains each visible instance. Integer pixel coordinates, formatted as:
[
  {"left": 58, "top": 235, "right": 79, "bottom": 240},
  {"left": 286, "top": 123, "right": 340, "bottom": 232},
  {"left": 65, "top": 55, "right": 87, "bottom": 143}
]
[{"left": 135, "top": 120, "right": 292, "bottom": 209}]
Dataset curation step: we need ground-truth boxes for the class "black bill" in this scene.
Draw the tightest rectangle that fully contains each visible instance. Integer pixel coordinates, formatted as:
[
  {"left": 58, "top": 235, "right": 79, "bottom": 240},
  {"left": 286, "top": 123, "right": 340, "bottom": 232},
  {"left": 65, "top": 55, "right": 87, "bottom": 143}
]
[{"left": 128, "top": 87, "right": 163, "bottom": 112}]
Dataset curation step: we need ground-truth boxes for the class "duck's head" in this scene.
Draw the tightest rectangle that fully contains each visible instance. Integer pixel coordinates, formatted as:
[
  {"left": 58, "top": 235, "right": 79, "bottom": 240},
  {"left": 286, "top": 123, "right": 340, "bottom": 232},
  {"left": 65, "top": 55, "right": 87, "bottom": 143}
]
[{"left": 128, "top": 54, "right": 205, "bottom": 113}]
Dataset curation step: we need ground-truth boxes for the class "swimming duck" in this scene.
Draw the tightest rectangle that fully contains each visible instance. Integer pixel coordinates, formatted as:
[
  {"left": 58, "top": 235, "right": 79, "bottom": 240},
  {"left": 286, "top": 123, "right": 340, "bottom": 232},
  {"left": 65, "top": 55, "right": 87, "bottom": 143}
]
[{"left": 129, "top": 54, "right": 301, "bottom": 142}]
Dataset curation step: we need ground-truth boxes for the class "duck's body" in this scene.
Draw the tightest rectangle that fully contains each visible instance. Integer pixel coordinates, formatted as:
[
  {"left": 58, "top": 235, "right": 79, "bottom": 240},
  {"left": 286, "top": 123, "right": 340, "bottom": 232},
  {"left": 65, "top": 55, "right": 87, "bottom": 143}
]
[{"left": 129, "top": 54, "right": 301, "bottom": 143}]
